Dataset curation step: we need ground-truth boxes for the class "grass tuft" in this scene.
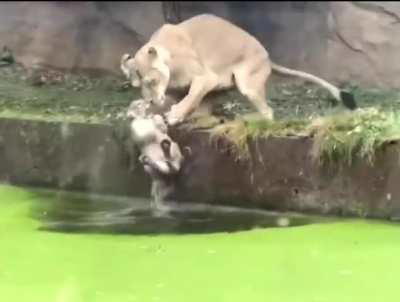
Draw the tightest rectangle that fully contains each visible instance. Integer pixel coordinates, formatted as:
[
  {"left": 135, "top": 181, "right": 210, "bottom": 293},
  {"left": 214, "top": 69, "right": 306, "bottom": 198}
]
[
  {"left": 309, "top": 108, "right": 400, "bottom": 166},
  {"left": 205, "top": 108, "right": 400, "bottom": 166}
]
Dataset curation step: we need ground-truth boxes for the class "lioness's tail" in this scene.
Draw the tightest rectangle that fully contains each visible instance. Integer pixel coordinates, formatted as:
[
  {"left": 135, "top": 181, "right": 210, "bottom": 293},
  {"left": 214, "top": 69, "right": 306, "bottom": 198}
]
[{"left": 270, "top": 62, "right": 357, "bottom": 110}]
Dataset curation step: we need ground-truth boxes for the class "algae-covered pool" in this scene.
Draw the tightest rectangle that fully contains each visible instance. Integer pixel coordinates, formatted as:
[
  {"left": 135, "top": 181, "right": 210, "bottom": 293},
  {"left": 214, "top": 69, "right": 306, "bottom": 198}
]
[{"left": 1, "top": 184, "right": 400, "bottom": 302}]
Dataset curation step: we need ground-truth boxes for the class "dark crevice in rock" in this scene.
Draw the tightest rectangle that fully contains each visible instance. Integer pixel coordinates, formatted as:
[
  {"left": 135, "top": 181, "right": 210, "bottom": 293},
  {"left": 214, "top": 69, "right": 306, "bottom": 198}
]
[
  {"left": 329, "top": 8, "right": 364, "bottom": 54},
  {"left": 333, "top": 29, "right": 364, "bottom": 54},
  {"left": 353, "top": 2, "right": 400, "bottom": 24}
]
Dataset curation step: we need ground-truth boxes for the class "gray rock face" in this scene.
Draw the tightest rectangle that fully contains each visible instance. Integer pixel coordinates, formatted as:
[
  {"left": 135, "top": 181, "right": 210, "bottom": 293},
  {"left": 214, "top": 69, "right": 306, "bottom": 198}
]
[
  {"left": 1, "top": 1, "right": 400, "bottom": 87},
  {"left": 0, "top": 2, "right": 155, "bottom": 74},
  {"left": 325, "top": 2, "right": 400, "bottom": 88}
]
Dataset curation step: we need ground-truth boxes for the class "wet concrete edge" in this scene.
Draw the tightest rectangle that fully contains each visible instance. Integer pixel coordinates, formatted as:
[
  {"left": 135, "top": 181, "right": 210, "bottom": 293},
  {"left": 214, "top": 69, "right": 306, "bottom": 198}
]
[{"left": 0, "top": 117, "right": 399, "bottom": 220}]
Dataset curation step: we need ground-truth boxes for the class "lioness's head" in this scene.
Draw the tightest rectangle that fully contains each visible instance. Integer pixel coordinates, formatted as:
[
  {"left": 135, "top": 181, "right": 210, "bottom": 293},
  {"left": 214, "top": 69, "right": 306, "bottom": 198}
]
[{"left": 131, "top": 45, "right": 171, "bottom": 106}]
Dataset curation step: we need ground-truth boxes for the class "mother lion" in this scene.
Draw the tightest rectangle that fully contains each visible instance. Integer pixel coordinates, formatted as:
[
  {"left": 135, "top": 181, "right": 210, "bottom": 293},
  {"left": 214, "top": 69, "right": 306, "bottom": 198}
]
[{"left": 121, "top": 14, "right": 356, "bottom": 126}]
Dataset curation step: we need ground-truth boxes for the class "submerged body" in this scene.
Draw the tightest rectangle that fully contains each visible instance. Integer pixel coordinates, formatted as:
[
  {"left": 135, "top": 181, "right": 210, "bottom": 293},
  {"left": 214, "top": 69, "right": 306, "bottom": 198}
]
[{"left": 122, "top": 14, "right": 356, "bottom": 126}]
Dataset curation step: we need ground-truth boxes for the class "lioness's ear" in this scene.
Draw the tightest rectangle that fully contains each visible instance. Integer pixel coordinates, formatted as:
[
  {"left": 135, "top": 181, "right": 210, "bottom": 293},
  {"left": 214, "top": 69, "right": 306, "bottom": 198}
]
[
  {"left": 121, "top": 54, "right": 132, "bottom": 77},
  {"left": 148, "top": 46, "right": 158, "bottom": 58},
  {"left": 121, "top": 53, "right": 132, "bottom": 65}
]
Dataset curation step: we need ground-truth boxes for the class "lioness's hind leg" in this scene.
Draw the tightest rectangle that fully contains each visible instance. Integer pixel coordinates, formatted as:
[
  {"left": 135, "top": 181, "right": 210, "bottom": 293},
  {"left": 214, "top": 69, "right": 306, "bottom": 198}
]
[{"left": 234, "top": 64, "right": 274, "bottom": 120}]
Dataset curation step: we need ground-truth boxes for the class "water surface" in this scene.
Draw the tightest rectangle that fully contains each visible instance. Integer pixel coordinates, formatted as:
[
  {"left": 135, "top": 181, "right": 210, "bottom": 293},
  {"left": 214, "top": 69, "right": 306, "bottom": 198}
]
[{"left": 1, "top": 184, "right": 399, "bottom": 302}]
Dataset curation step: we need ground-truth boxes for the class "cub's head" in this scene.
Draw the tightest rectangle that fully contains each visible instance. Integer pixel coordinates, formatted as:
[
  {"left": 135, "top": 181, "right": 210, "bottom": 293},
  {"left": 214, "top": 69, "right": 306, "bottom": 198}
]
[{"left": 131, "top": 45, "right": 171, "bottom": 106}]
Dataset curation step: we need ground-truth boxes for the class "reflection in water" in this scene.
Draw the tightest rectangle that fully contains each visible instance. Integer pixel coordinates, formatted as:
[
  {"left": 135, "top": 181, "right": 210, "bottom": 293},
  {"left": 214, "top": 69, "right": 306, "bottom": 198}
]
[{"left": 29, "top": 189, "right": 329, "bottom": 235}]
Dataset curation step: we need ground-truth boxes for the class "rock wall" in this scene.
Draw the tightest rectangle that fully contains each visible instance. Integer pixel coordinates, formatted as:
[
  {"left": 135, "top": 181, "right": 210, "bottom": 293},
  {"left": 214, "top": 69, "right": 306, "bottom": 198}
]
[
  {"left": 1, "top": 1, "right": 400, "bottom": 88},
  {"left": 0, "top": 1, "right": 161, "bottom": 74}
]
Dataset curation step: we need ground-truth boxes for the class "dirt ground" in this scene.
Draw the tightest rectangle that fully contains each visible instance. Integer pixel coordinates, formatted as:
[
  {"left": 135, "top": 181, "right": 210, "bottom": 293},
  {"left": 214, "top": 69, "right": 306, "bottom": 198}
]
[{"left": 1, "top": 57, "right": 400, "bottom": 126}]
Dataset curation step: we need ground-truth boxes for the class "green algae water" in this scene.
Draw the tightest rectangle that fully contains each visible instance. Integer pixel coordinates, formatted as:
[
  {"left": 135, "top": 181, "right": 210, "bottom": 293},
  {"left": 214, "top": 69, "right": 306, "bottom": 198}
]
[{"left": 1, "top": 184, "right": 400, "bottom": 302}]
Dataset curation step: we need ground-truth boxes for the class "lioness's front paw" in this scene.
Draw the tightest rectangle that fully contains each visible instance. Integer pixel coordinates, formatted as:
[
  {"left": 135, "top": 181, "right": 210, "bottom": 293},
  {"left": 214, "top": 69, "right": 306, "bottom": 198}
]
[
  {"left": 165, "top": 105, "right": 186, "bottom": 126},
  {"left": 166, "top": 113, "right": 183, "bottom": 126},
  {"left": 263, "top": 110, "right": 274, "bottom": 121}
]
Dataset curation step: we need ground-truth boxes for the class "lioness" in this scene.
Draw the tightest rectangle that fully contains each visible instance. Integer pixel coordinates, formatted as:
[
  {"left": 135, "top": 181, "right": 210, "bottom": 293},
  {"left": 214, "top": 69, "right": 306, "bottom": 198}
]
[{"left": 121, "top": 14, "right": 356, "bottom": 126}]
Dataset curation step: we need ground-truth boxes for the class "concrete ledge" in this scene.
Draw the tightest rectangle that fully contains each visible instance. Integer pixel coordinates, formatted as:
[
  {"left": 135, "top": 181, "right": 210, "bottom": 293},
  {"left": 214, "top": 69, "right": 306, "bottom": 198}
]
[
  {"left": 1, "top": 117, "right": 400, "bottom": 220},
  {"left": 168, "top": 128, "right": 400, "bottom": 219},
  {"left": 0, "top": 118, "right": 151, "bottom": 197}
]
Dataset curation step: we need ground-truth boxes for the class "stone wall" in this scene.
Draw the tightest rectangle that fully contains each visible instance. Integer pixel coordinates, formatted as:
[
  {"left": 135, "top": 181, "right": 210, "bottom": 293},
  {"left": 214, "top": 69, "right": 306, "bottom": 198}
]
[
  {"left": 0, "top": 1, "right": 162, "bottom": 74},
  {"left": 1, "top": 1, "right": 400, "bottom": 88}
]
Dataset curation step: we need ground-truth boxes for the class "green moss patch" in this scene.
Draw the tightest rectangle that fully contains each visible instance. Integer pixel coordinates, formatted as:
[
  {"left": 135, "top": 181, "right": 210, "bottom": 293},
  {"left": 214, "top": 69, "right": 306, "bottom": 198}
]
[
  {"left": 2, "top": 184, "right": 400, "bottom": 302},
  {"left": 0, "top": 63, "right": 139, "bottom": 124}
]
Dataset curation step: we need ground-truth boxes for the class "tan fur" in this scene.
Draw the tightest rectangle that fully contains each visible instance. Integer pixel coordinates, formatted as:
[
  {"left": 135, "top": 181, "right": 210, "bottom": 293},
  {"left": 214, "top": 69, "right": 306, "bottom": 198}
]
[{"left": 122, "top": 14, "right": 348, "bottom": 126}]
